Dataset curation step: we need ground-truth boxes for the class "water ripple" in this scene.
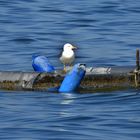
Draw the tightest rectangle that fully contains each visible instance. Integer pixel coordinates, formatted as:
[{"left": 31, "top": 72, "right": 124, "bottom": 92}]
[{"left": 0, "top": 0, "right": 140, "bottom": 139}]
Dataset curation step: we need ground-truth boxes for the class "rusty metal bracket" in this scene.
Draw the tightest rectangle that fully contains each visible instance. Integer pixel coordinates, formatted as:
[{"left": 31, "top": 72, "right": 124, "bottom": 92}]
[{"left": 134, "top": 49, "right": 140, "bottom": 87}]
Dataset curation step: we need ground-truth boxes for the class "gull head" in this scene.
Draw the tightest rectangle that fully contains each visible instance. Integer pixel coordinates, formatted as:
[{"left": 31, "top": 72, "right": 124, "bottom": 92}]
[{"left": 63, "top": 43, "right": 77, "bottom": 51}]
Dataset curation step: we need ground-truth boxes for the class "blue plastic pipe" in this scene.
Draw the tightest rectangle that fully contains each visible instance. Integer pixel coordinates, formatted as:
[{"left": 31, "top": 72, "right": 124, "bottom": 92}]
[
  {"left": 32, "top": 56, "right": 85, "bottom": 92},
  {"left": 32, "top": 55, "right": 55, "bottom": 72},
  {"left": 59, "top": 64, "right": 86, "bottom": 93}
]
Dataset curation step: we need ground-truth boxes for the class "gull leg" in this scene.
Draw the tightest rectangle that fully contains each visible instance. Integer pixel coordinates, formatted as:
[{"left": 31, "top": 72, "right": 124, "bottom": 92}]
[
  {"left": 70, "top": 63, "right": 73, "bottom": 68},
  {"left": 64, "top": 64, "right": 66, "bottom": 72}
]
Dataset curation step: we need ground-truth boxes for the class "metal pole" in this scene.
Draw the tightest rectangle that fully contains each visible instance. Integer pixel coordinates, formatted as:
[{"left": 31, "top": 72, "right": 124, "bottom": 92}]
[
  {"left": 135, "top": 49, "right": 140, "bottom": 87},
  {"left": 136, "top": 49, "right": 139, "bottom": 71}
]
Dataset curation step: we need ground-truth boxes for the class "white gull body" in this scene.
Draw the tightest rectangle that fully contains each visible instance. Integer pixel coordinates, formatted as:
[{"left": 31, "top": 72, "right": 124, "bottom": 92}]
[{"left": 60, "top": 43, "right": 77, "bottom": 70}]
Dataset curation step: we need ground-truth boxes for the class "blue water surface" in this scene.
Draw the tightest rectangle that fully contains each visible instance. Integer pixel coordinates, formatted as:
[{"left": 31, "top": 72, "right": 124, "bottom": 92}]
[{"left": 0, "top": 0, "right": 140, "bottom": 139}]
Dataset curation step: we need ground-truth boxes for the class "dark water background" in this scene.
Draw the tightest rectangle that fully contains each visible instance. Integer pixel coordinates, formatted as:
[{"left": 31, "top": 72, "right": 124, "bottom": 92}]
[{"left": 0, "top": 0, "right": 140, "bottom": 139}]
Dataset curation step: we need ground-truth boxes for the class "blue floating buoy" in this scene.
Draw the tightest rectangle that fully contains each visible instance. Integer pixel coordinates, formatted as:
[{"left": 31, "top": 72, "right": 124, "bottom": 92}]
[
  {"left": 32, "top": 55, "right": 55, "bottom": 72},
  {"left": 59, "top": 63, "right": 86, "bottom": 93}
]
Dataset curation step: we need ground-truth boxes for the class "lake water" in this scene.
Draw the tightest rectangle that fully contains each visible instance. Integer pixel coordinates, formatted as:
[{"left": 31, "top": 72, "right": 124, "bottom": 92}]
[{"left": 0, "top": 0, "right": 140, "bottom": 139}]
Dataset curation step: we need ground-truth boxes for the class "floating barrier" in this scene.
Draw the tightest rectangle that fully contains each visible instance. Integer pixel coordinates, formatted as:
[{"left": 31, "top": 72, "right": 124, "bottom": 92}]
[
  {"left": 0, "top": 50, "right": 139, "bottom": 92},
  {"left": 0, "top": 66, "right": 137, "bottom": 92}
]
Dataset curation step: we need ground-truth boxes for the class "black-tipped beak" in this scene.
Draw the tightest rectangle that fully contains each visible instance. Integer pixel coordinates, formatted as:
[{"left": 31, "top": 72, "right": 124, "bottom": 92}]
[{"left": 72, "top": 45, "right": 77, "bottom": 50}]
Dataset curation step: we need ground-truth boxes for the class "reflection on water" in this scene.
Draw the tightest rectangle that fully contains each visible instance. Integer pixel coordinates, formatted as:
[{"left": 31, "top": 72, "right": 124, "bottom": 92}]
[{"left": 60, "top": 93, "right": 75, "bottom": 105}]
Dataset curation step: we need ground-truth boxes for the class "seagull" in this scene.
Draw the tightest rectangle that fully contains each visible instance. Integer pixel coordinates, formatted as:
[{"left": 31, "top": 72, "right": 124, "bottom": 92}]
[{"left": 60, "top": 43, "right": 77, "bottom": 71}]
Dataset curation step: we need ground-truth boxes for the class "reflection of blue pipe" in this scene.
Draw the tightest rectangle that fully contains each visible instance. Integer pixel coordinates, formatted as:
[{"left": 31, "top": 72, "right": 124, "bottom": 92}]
[
  {"left": 59, "top": 64, "right": 86, "bottom": 93},
  {"left": 32, "top": 55, "right": 55, "bottom": 72}
]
